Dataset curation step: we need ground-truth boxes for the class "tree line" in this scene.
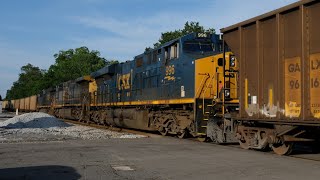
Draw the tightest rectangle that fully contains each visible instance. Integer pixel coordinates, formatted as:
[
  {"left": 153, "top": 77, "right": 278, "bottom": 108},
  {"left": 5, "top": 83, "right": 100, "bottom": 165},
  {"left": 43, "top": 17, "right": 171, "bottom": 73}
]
[
  {"left": 6, "top": 21, "right": 215, "bottom": 100},
  {"left": 5, "top": 47, "right": 116, "bottom": 100}
]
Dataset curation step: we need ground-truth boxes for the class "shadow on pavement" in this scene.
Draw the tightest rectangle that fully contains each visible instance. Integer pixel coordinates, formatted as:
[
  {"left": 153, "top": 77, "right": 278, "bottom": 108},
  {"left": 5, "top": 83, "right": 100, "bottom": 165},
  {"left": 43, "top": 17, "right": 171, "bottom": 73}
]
[{"left": 0, "top": 165, "right": 81, "bottom": 180}]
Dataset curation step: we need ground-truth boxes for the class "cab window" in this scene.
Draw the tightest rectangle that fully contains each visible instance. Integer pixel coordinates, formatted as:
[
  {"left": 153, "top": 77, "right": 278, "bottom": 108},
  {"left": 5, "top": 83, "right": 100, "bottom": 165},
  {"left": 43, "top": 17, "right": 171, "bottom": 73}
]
[
  {"left": 170, "top": 43, "right": 179, "bottom": 59},
  {"left": 218, "top": 58, "right": 224, "bottom": 66},
  {"left": 183, "top": 41, "right": 214, "bottom": 52},
  {"left": 136, "top": 57, "right": 143, "bottom": 67},
  {"left": 164, "top": 42, "right": 179, "bottom": 65}
]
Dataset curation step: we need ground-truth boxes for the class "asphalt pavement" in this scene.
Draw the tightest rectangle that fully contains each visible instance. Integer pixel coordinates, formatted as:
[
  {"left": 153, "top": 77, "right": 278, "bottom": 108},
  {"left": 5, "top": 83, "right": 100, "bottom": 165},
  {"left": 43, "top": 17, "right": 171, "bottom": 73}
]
[{"left": 1, "top": 136, "right": 320, "bottom": 180}]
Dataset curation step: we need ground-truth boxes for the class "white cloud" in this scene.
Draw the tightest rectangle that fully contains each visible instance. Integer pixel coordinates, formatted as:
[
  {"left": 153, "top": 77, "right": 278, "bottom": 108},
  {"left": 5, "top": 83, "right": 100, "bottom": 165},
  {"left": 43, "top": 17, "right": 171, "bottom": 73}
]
[
  {"left": 70, "top": 36, "right": 149, "bottom": 60},
  {"left": 70, "top": 13, "right": 188, "bottom": 60},
  {"left": 70, "top": 0, "right": 298, "bottom": 62},
  {"left": 72, "top": 14, "right": 179, "bottom": 40}
]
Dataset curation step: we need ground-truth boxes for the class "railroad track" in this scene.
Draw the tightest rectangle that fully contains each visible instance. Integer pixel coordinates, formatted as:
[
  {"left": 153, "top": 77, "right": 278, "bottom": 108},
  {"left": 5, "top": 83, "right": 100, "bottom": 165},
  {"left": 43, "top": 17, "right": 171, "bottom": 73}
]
[
  {"left": 290, "top": 154, "right": 320, "bottom": 162},
  {"left": 62, "top": 118, "right": 320, "bottom": 162},
  {"left": 62, "top": 119, "right": 162, "bottom": 138},
  {"left": 216, "top": 142, "right": 320, "bottom": 162}
]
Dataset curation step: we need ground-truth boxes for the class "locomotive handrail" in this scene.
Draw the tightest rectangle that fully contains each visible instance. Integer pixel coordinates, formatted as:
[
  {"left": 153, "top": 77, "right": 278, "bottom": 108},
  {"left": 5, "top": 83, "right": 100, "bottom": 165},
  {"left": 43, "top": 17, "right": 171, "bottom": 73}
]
[
  {"left": 202, "top": 75, "right": 215, "bottom": 114},
  {"left": 221, "top": 72, "right": 238, "bottom": 101},
  {"left": 196, "top": 73, "right": 210, "bottom": 98}
]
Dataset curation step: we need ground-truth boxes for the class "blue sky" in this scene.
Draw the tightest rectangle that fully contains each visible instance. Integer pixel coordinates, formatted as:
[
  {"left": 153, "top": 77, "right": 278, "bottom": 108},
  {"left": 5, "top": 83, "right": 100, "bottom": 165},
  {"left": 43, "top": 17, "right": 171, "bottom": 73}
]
[{"left": 0, "top": 0, "right": 298, "bottom": 98}]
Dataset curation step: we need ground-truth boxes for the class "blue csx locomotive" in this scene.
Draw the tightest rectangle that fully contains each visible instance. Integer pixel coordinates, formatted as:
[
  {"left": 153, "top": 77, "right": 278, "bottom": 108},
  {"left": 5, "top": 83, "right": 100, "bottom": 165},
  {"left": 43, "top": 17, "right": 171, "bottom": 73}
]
[
  {"left": 6, "top": 1, "right": 320, "bottom": 156},
  {"left": 33, "top": 32, "right": 239, "bottom": 139}
]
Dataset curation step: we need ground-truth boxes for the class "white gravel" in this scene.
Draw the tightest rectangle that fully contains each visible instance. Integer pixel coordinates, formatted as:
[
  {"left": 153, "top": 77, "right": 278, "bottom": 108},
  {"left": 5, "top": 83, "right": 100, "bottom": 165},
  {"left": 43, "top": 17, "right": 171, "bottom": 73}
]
[
  {"left": 0, "top": 112, "right": 146, "bottom": 143},
  {"left": 0, "top": 112, "right": 69, "bottom": 129}
]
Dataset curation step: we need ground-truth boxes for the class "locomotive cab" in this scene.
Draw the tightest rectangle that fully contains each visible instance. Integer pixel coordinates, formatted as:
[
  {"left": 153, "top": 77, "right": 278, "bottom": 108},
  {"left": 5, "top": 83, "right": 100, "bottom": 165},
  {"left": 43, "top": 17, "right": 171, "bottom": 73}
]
[{"left": 194, "top": 52, "right": 239, "bottom": 142}]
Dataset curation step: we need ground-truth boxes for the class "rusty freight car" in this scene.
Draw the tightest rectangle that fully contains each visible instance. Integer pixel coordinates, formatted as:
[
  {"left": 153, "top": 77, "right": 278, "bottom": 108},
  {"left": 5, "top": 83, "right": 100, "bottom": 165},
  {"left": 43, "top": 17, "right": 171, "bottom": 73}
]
[{"left": 221, "top": 0, "right": 320, "bottom": 155}]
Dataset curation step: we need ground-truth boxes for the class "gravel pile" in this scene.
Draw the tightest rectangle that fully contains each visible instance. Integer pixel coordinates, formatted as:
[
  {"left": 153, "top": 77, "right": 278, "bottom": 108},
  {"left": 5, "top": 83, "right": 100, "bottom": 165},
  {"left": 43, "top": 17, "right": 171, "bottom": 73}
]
[
  {"left": 0, "top": 112, "right": 69, "bottom": 129},
  {"left": 0, "top": 113, "right": 146, "bottom": 143}
]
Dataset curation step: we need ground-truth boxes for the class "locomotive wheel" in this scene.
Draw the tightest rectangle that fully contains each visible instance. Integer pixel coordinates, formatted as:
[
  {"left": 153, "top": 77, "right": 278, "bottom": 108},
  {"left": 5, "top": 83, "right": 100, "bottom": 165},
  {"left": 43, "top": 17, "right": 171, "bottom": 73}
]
[
  {"left": 272, "top": 142, "right": 293, "bottom": 155},
  {"left": 159, "top": 127, "right": 168, "bottom": 136},
  {"left": 177, "top": 131, "right": 186, "bottom": 139},
  {"left": 197, "top": 136, "right": 207, "bottom": 142}
]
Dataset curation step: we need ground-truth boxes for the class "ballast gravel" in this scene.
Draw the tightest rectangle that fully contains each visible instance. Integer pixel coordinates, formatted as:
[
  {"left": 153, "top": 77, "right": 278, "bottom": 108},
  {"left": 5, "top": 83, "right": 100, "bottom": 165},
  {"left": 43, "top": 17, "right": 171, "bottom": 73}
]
[{"left": 0, "top": 112, "right": 146, "bottom": 143}]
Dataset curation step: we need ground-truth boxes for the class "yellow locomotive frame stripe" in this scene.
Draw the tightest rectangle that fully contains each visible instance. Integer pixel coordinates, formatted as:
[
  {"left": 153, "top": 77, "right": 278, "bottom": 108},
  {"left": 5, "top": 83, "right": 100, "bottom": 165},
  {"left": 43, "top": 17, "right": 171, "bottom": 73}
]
[
  {"left": 91, "top": 98, "right": 194, "bottom": 106},
  {"left": 37, "top": 98, "right": 195, "bottom": 108}
]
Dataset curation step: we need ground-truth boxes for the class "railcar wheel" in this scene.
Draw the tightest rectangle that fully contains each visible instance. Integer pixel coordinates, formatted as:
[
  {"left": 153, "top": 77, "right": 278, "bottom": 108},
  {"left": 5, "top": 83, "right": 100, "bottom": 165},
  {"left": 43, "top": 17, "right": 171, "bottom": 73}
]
[
  {"left": 272, "top": 142, "right": 293, "bottom": 155},
  {"left": 239, "top": 139, "right": 250, "bottom": 150},
  {"left": 238, "top": 130, "right": 250, "bottom": 149}
]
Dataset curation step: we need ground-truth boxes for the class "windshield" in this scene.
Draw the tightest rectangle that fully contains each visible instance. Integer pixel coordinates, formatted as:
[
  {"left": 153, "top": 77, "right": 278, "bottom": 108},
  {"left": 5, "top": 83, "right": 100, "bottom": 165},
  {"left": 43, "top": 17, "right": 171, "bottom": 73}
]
[{"left": 183, "top": 41, "right": 214, "bottom": 52}]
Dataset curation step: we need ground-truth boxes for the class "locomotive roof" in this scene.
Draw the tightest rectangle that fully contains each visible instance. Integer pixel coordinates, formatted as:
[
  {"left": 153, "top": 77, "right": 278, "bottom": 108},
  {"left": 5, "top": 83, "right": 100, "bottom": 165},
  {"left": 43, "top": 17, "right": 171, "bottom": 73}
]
[
  {"left": 90, "top": 32, "right": 218, "bottom": 79},
  {"left": 75, "top": 75, "right": 94, "bottom": 83},
  {"left": 135, "top": 32, "right": 217, "bottom": 58},
  {"left": 90, "top": 63, "right": 118, "bottom": 78}
]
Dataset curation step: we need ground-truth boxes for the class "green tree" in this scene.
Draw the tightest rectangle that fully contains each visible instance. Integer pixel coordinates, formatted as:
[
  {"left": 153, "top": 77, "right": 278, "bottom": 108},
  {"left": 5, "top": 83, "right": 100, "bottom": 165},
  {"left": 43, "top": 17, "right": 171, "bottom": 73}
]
[
  {"left": 154, "top": 21, "right": 215, "bottom": 48},
  {"left": 42, "top": 46, "right": 116, "bottom": 88},
  {"left": 6, "top": 63, "right": 45, "bottom": 99},
  {"left": 6, "top": 47, "right": 118, "bottom": 99}
]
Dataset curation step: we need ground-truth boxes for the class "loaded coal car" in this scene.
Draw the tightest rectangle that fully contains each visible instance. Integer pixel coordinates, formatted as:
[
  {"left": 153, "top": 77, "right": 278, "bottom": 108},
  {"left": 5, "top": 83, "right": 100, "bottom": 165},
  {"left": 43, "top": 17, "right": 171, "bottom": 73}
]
[
  {"left": 20, "top": 96, "right": 37, "bottom": 112},
  {"left": 87, "top": 32, "right": 239, "bottom": 139},
  {"left": 29, "top": 95, "right": 37, "bottom": 111},
  {"left": 1, "top": 100, "right": 7, "bottom": 111},
  {"left": 221, "top": 0, "right": 320, "bottom": 155},
  {"left": 14, "top": 98, "right": 20, "bottom": 111},
  {"left": 1, "top": 100, "right": 13, "bottom": 111}
]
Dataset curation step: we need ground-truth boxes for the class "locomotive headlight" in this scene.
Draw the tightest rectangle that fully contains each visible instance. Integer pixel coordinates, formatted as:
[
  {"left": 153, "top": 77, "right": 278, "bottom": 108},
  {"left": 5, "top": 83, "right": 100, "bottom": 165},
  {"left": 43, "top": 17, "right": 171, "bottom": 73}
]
[
  {"left": 230, "top": 55, "right": 236, "bottom": 67},
  {"left": 225, "top": 89, "right": 230, "bottom": 98}
]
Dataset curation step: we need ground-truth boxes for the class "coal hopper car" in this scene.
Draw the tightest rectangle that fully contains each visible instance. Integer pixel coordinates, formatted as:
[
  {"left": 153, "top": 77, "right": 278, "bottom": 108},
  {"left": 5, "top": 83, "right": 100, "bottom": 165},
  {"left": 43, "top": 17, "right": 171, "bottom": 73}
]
[{"left": 221, "top": 0, "right": 320, "bottom": 155}]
